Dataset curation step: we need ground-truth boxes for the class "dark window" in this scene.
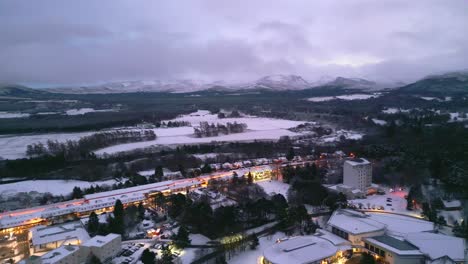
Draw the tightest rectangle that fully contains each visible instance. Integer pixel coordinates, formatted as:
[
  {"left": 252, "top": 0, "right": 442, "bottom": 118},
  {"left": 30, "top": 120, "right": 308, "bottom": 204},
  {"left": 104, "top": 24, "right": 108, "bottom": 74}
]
[{"left": 379, "top": 249, "right": 385, "bottom": 257}]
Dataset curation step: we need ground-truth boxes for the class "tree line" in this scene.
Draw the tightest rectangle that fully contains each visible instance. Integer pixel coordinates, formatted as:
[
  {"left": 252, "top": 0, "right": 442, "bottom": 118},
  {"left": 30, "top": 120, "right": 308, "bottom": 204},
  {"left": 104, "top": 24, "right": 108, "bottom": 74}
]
[{"left": 194, "top": 122, "right": 247, "bottom": 138}]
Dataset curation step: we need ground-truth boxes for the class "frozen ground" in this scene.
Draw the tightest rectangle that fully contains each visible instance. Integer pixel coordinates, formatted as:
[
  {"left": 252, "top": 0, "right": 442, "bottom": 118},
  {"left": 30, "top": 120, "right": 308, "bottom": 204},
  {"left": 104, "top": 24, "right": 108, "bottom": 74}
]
[
  {"left": 228, "top": 232, "right": 285, "bottom": 264},
  {"left": 382, "top": 108, "right": 411, "bottom": 114},
  {"left": 0, "top": 131, "right": 94, "bottom": 160},
  {"left": 256, "top": 180, "right": 290, "bottom": 199},
  {"left": 65, "top": 108, "right": 116, "bottom": 115},
  {"left": 0, "top": 111, "right": 30, "bottom": 118},
  {"left": 320, "top": 129, "right": 364, "bottom": 142},
  {"left": 0, "top": 178, "right": 123, "bottom": 197},
  {"left": 307, "top": 93, "right": 380, "bottom": 102},
  {"left": 95, "top": 110, "right": 305, "bottom": 155},
  {"left": 372, "top": 118, "right": 387, "bottom": 126},
  {"left": 349, "top": 189, "right": 423, "bottom": 219}
]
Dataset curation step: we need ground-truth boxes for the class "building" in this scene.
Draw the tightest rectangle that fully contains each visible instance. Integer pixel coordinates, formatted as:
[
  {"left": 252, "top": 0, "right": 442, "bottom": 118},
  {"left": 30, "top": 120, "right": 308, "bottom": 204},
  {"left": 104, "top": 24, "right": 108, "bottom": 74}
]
[
  {"left": 262, "top": 235, "right": 342, "bottom": 264},
  {"left": 80, "top": 233, "right": 122, "bottom": 263},
  {"left": 29, "top": 222, "right": 90, "bottom": 253},
  {"left": 20, "top": 233, "right": 122, "bottom": 264},
  {"left": 326, "top": 209, "right": 467, "bottom": 264},
  {"left": 343, "top": 158, "right": 372, "bottom": 192}
]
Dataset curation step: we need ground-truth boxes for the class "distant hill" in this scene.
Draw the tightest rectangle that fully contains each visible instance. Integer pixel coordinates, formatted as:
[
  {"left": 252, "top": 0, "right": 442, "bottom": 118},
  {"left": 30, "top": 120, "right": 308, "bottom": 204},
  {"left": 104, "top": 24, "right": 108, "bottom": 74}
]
[
  {"left": 0, "top": 84, "right": 49, "bottom": 97},
  {"left": 398, "top": 71, "right": 468, "bottom": 95}
]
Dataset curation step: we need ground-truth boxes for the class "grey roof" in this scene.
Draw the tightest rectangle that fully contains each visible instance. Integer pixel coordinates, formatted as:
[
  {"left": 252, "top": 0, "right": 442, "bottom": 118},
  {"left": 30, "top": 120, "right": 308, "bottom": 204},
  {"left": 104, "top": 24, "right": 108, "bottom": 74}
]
[{"left": 369, "top": 235, "right": 418, "bottom": 251}]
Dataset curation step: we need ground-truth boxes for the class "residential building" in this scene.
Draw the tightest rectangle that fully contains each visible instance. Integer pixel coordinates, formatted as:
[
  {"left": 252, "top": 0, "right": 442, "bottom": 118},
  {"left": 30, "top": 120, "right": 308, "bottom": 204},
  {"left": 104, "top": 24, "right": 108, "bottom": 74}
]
[{"left": 343, "top": 158, "right": 372, "bottom": 191}]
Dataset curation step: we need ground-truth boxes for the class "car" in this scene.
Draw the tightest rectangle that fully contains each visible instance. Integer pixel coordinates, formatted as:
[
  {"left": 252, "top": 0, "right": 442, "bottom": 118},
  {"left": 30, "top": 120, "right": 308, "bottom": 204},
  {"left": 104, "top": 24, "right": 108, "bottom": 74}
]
[
  {"left": 138, "top": 243, "right": 145, "bottom": 247},
  {"left": 154, "top": 243, "right": 162, "bottom": 249}
]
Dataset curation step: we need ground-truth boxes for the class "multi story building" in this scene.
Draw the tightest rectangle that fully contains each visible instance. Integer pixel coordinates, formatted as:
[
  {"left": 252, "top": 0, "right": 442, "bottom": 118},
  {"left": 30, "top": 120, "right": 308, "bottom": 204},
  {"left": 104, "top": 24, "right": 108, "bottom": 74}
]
[
  {"left": 343, "top": 158, "right": 372, "bottom": 192},
  {"left": 80, "top": 233, "right": 122, "bottom": 263}
]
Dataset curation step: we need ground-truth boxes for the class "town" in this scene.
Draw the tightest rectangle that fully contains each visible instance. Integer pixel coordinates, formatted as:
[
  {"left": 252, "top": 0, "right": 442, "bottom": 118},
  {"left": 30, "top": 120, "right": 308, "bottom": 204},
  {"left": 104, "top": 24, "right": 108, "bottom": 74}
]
[{"left": 0, "top": 151, "right": 465, "bottom": 264}]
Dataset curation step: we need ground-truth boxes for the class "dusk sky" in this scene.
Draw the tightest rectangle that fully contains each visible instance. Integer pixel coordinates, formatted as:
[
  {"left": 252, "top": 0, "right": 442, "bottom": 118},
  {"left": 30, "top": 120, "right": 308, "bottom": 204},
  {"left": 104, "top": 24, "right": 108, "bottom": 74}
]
[{"left": 1, "top": 0, "right": 467, "bottom": 86}]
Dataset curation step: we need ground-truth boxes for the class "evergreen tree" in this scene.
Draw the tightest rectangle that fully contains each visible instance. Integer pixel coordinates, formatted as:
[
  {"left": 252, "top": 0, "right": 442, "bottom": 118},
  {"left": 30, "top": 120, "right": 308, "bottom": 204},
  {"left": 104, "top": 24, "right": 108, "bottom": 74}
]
[
  {"left": 110, "top": 199, "right": 125, "bottom": 235},
  {"left": 87, "top": 254, "right": 102, "bottom": 264},
  {"left": 201, "top": 163, "right": 212, "bottom": 174},
  {"left": 141, "top": 248, "right": 156, "bottom": 264},
  {"left": 247, "top": 172, "right": 253, "bottom": 185},
  {"left": 154, "top": 165, "right": 164, "bottom": 181},
  {"left": 72, "top": 186, "right": 83, "bottom": 199},
  {"left": 250, "top": 234, "right": 259, "bottom": 250},
  {"left": 87, "top": 212, "right": 100, "bottom": 236},
  {"left": 160, "top": 245, "right": 173, "bottom": 264},
  {"left": 138, "top": 202, "right": 146, "bottom": 221},
  {"left": 174, "top": 225, "right": 191, "bottom": 248},
  {"left": 286, "top": 147, "right": 295, "bottom": 161}
]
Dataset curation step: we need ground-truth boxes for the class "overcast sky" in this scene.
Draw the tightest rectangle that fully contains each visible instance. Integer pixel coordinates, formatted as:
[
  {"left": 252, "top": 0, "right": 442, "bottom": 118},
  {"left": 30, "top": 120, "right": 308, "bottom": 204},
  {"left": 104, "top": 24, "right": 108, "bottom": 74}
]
[{"left": 1, "top": 0, "right": 467, "bottom": 86}]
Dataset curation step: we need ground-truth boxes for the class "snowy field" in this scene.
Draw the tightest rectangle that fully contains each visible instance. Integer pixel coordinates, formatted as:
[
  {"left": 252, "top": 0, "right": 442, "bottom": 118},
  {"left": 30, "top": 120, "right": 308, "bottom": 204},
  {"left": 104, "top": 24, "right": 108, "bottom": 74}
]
[
  {"left": 256, "top": 180, "right": 290, "bottom": 199},
  {"left": 95, "top": 110, "right": 305, "bottom": 156},
  {"left": 0, "top": 131, "right": 94, "bottom": 160},
  {"left": 228, "top": 232, "right": 285, "bottom": 264},
  {"left": 65, "top": 108, "right": 116, "bottom": 115},
  {"left": 0, "top": 111, "right": 30, "bottom": 118},
  {"left": 372, "top": 118, "right": 387, "bottom": 126},
  {"left": 382, "top": 108, "right": 411, "bottom": 114},
  {"left": 320, "top": 129, "right": 363, "bottom": 142},
  {"left": 0, "top": 178, "right": 122, "bottom": 197},
  {"left": 307, "top": 93, "right": 381, "bottom": 102}
]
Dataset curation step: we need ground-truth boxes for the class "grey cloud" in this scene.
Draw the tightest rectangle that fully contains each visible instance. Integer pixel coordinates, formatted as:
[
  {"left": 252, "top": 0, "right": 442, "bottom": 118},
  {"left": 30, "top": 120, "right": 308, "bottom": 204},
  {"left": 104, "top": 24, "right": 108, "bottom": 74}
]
[{"left": 0, "top": 0, "right": 467, "bottom": 86}]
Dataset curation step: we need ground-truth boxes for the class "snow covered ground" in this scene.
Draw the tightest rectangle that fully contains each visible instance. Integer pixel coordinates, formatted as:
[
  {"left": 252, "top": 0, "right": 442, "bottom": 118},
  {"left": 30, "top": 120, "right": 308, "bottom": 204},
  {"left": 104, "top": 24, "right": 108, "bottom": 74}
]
[
  {"left": 256, "top": 180, "right": 290, "bottom": 199},
  {"left": 372, "top": 118, "right": 387, "bottom": 126},
  {"left": 0, "top": 131, "right": 94, "bottom": 160},
  {"left": 382, "top": 108, "right": 411, "bottom": 114},
  {"left": 0, "top": 111, "right": 30, "bottom": 118},
  {"left": 95, "top": 110, "right": 305, "bottom": 156},
  {"left": 307, "top": 93, "right": 381, "bottom": 102},
  {"left": 65, "top": 108, "right": 116, "bottom": 115},
  {"left": 0, "top": 178, "right": 122, "bottom": 197},
  {"left": 228, "top": 232, "right": 285, "bottom": 264},
  {"left": 320, "top": 129, "right": 364, "bottom": 142}
]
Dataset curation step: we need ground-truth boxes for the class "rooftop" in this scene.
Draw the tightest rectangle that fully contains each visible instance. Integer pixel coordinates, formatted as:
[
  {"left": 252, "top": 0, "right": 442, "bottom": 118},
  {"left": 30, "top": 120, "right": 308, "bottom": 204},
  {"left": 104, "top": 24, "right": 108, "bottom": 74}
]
[
  {"left": 82, "top": 233, "right": 120, "bottom": 247},
  {"left": 30, "top": 221, "right": 90, "bottom": 246},
  {"left": 405, "top": 232, "right": 466, "bottom": 261},
  {"left": 345, "top": 158, "right": 370, "bottom": 166},
  {"left": 263, "top": 236, "right": 338, "bottom": 264},
  {"left": 327, "top": 209, "right": 385, "bottom": 235},
  {"left": 364, "top": 235, "right": 422, "bottom": 256},
  {"left": 41, "top": 245, "right": 80, "bottom": 264}
]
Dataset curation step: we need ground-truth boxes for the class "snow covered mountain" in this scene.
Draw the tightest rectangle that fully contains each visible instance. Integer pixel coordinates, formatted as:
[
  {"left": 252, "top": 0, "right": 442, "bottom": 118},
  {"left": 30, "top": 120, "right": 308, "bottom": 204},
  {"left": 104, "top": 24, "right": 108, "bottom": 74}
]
[{"left": 251, "top": 74, "right": 311, "bottom": 90}]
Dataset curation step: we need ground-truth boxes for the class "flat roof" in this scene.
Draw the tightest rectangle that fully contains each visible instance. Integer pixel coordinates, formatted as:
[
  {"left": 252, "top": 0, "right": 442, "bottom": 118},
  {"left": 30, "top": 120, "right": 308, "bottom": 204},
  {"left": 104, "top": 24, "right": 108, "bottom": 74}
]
[
  {"left": 366, "top": 212, "right": 434, "bottom": 237},
  {"left": 263, "top": 236, "right": 338, "bottom": 264},
  {"left": 41, "top": 245, "right": 80, "bottom": 264},
  {"left": 345, "top": 158, "right": 370, "bottom": 166},
  {"left": 30, "top": 221, "right": 90, "bottom": 246},
  {"left": 82, "top": 233, "right": 120, "bottom": 247},
  {"left": 327, "top": 209, "right": 385, "bottom": 235},
  {"left": 364, "top": 235, "right": 422, "bottom": 256},
  {"left": 405, "top": 232, "right": 466, "bottom": 261}
]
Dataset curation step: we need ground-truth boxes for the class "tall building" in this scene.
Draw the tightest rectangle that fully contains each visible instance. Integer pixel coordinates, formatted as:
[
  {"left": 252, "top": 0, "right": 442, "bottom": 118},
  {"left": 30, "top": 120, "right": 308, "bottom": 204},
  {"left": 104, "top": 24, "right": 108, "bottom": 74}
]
[{"left": 343, "top": 158, "right": 372, "bottom": 191}]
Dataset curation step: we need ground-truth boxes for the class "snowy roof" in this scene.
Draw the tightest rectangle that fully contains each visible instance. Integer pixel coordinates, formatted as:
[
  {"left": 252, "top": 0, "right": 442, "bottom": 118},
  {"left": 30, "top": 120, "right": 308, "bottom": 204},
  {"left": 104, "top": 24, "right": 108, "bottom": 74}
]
[
  {"left": 405, "top": 232, "right": 466, "bottom": 262},
  {"left": 40, "top": 245, "right": 80, "bottom": 264},
  {"left": 30, "top": 222, "right": 90, "bottom": 246},
  {"left": 345, "top": 158, "right": 370, "bottom": 166},
  {"left": 442, "top": 200, "right": 461, "bottom": 208},
  {"left": 364, "top": 235, "right": 422, "bottom": 256},
  {"left": 327, "top": 209, "right": 385, "bottom": 235},
  {"left": 366, "top": 213, "right": 434, "bottom": 237},
  {"left": 314, "top": 229, "right": 352, "bottom": 250},
  {"left": 263, "top": 236, "right": 338, "bottom": 264},
  {"left": 81, "top": 233, "right": 120, "bottom": 247}
]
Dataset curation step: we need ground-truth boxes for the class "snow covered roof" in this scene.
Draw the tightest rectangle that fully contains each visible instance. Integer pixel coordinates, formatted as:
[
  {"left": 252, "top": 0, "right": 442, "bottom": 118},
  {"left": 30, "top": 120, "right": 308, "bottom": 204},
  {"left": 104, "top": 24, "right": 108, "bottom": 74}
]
[
  {"left": 327, "top": 209, "right": 385, "bottom": 235},
  {"left": 442, "top": 200, "right": 461, "bottom": 208},
  {"left": 263, "top": 236, "right": 339, "bottom": 264},
  {"left": 30, "top": 222, "right": 90, "bottom": 246},
  {"left": 345, "top": 158, "right": 370, "bottom": 166},
  {"left": 364, "top": 235, "right": 422, "bottom": 256},
  {"left": 40, "top": 245, "right": 80, "bottom": 264},
  {"left": 366, "top": 213, "right": 434, "bottom": 237},
  {"left": 314, "top": 229, "right": 352, "bottom": 250},
  {"left": 405, "top": 232, "right": 466, "bottom": 262},
  {"left": 81, "top": 233, "right": 120, "bottom": 248}
]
